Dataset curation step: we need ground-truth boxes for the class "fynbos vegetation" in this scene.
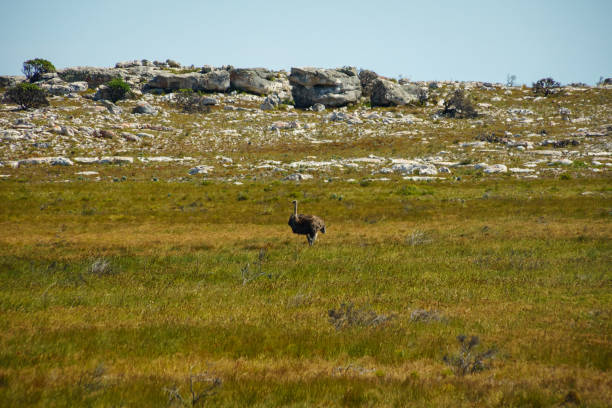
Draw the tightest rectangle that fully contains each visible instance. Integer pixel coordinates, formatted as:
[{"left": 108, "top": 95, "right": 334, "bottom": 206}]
[{"left": 5, "top": 82, "right": 49, "bottom": 109}]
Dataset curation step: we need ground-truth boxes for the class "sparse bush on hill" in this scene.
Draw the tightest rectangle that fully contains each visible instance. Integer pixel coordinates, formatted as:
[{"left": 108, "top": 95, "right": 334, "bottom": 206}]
[
  {"left": 506, "top": 74, "right": 517, "bottom": 87},
  {"left": 22, "top": 58, "right": 56, "bottom": 82},
  {"left": 164, "top": 369, "right": 222, "bottom": 407},
  {"left": 533, "top": 77, "right": 561, "bottom": 96},
  {"left": 106, "top": 78, "right": 131, "bottom": 102},
  {"left": 443, "top": 335, "right": 496, "bottom": 376},
  {"left": 5, "top": 82, "right": 49, "bottom": 109},
  {"left": 441, "top": 89, "right": 478, "bottom": 118}
]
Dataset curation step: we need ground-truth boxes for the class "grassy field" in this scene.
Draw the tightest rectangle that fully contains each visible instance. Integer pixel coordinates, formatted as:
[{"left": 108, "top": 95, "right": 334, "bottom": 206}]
[{"left": 0, "top": 175, "right": 610, "bottom": 407}]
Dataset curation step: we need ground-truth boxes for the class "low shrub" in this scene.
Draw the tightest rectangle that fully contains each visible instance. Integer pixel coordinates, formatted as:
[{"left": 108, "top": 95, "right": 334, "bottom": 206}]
[
  {"left": 532, "top": 77, "right": 561, "bottom": 96},
  {"left": 441, "top": 89, "right": 478, "bottom": 118},
  {"left": 5, "top": 82, "right": 49, "bottom": 109},
  {"left": 106, "top": 78, "right": 131, "bottom": 102},
  {"left": 22, "top": 58, "right": 56, "bottom": 82},
  {"left": 443, "top": 335, "right": 496, "bottom": 376}
]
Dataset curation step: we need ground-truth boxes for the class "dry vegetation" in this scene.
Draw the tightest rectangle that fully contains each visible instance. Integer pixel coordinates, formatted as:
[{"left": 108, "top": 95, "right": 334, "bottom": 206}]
[{"left": 0, "top": 81, "right": 611, "bottom": 406}]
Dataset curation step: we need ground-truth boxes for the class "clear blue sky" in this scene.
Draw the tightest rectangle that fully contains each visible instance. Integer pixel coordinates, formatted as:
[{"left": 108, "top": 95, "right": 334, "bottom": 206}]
[{"left": 1, "top": 0, "right": 610, "bottom": 84}]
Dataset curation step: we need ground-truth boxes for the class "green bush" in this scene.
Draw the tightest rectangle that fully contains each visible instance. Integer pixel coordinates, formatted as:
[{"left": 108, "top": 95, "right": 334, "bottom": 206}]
[
  {"left": 107, "top": 78, "right": 131, "bottom": 102},
  {"left": 5, "top": 83, "right": 49, "bottom": 109},
  {"left": 22, "top": 58, "right": 56, "bottom": 82}
]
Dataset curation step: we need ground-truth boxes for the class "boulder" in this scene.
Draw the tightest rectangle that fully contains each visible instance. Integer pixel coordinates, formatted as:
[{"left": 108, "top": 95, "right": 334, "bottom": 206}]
[
  {"left": 58, "top": 67, "right": 127, "bottom": 88},
  {"left": 99, "top": 100, "right": 123, "bottom": 115},
  {"left": 312, "top": 103, "right": 325, "bottom": 112},
  {"left": 0, "top": 75, "right": 26, "bottom": 88},
  {"left": 166, "top": 59, "right": 181, "bottom": 68},
  {"left": 358, "top": 70, "right": 379, "bottom": 97},
  {"left": 260, "top": 94, "right": 280, "bottom": 110},
  {"left": 93, "top": 85, "right": 112, "bottom": 101},
  {"left": 482, "top": 164, "right": 508, "bottom": 174},
  {"left": 392, "top": 162, "right": 437, "bottom": 175},
  {"left": 230, "top": 68, "right": 291, "bottom": 96},
  {"left": 371, "top": 78, "right": 419, "bottom": 107},
  {"left": 284, "top": 173, "right": 313, "bottom": 181},
  {"left": 146, "top": 70, "right": 229, "bottom": 92},
  {"left": 289, "top": 67, "right": 362, "bottom": 108},
  {"left": 41, "top": 81, "right": 89, "bottom": 95},
  {"left": 132, "top": 101, "right": 157, "bottom": 115},
  {"left": 188, "top": 165, "right": 213, "bottom": 175}
]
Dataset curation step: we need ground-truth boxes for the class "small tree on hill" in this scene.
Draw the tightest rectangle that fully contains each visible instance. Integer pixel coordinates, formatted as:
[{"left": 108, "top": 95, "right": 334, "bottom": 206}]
[
  {"left": 532, "top": 77, "right": 561, "bottom": 96},
  {"left": 6, "top": 83, "right": 49, "bottom": 109},
  {"left": 22, "top": 58, "right": 56, "bottom": 82}
]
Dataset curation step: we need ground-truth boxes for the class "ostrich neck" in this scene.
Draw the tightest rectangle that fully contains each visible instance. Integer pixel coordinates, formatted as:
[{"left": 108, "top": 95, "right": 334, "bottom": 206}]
[{"left": 293, "top": 202, "right": 298, "bottom": 216}]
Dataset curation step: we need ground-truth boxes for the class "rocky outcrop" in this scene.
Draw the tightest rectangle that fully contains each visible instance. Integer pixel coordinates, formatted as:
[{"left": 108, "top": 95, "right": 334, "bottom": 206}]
[
  {"left": 0, "top": 76, "right": 26, "bottom": 88},
  {"left": 58, "top": 67, "right": 127, "bottom": 88},
  {"left": 41, "top": 81, "right": 88, "bottom": 96},
  {"left": 146, "top": 70, "right": 229, "bottom": 92},
  {"left": 370, "top": 78, "right": 419, "bottom": 107},
  {"left": 289, "top": 67, "right": 362, "bottom": 108},
  {"left": 230, "top": 68, "right": 291, "bottom": 98},
  {"left": 358, "top": 70, "right": 379, "bottom": 97}
]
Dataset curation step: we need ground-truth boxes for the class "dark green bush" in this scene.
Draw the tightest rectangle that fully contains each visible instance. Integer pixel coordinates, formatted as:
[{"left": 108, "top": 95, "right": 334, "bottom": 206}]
[
  {"left": 5, "top": 83, "right": 49, "bottom": 109},
  {"left": 107, "top": 78, "right": 131, "bottom": 102},
  {"left": 22, "top": 58, "right": 56, "bottom": 82},
  {"left": 532, "top": 77, "right": 561, "bottom": 96},
  {"left": 441, "top": 89, "right": 478, "bottom": 118}
]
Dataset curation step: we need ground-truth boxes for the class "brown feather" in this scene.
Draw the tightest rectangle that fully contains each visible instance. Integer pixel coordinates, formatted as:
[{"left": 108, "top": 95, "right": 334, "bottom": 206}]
[{"left": 288, "top": 201, "right": 326, "bottom": 245}]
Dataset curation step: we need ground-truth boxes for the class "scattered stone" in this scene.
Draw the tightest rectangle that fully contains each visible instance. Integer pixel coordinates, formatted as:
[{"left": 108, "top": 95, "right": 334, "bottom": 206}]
[
  {"left": 551, "top": 159, "right": 573, "bottom": 166},
  {"left": 284, "top": 173, "right": 313, "bottom": 181},
  {"left": 188, "top": 165, "right": 213, "bottom": 175},
  {"left": 2, "top": 130, "right": 24, "bottom": 141},
  {"left": 18, "top": 157, "right": 73, "bottom": 166},
  {"left": 121, "top": 132, "right": 141, "bottom": 142},
  {"left": 482, "top": 164, "right": 508, "bottom": 173},
  {"left": 392, "top": 161, "right": 438, "bottom": 175}
]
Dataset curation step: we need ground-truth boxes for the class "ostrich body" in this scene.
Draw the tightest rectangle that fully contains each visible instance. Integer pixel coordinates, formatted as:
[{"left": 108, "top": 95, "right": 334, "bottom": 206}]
[{"left": 288, "top": 200, "right": 326, "bottom": 246}]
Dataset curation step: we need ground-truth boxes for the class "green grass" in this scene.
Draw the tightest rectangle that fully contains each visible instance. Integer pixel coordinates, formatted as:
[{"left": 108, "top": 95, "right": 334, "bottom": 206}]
[{"left": 0, "top": 177, "right": 610, "bottom": 406}]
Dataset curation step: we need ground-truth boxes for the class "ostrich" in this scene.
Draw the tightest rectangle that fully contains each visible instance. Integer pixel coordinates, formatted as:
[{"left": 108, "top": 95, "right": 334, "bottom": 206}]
[{"left": 288, "top": 200, "right": 326, "bottom": 246}]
